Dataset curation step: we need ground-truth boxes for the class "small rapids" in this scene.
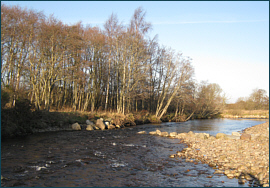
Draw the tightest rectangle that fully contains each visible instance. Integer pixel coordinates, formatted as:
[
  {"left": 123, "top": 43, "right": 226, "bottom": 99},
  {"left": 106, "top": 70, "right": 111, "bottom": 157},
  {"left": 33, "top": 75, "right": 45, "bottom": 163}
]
[{"left": 2, "top": 119, "right": 264, "bottom": 187}]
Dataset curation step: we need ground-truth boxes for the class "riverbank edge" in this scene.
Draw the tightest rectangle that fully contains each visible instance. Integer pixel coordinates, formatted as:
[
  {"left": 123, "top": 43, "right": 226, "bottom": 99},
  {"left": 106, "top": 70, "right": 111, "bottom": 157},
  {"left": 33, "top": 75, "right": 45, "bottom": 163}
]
[
  {"left": 1, "top": 109, "right": 167, "bottom": 139},
  {"left": 157, "top": 122, "right": 269, "bottom": 187},
  {"left": 1, "top": 107, "right": 268, "bottom": 139}
]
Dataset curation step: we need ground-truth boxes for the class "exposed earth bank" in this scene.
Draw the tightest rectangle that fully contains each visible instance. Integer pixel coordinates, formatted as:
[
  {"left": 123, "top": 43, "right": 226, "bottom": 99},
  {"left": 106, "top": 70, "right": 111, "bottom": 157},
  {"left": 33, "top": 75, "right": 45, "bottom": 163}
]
[{"left": 145, "top": 122, "right": 269, "bottom": 187}]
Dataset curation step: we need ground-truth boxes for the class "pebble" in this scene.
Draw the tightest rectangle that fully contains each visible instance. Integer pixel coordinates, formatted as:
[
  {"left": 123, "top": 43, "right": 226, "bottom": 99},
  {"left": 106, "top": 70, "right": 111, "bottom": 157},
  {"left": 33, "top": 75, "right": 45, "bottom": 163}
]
[
  {"left": 214, "top": 170, "right": 224, "bottom": 174},
  {"left": 227, "top": 174, "right": 234, "bottom": 179},
  {"left": 137, "top": 131, "right": 146, "bottom": 134}
]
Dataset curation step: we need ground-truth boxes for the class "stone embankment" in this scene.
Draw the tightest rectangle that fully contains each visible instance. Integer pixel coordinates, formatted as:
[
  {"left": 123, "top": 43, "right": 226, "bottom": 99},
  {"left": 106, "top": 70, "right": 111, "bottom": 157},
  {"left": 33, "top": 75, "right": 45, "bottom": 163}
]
[
  {"left": 31, "top": 118, "right": 127, "bottom": 133},
  {"left": 140, "top": 122, "right": 269, "bottom": 187}
]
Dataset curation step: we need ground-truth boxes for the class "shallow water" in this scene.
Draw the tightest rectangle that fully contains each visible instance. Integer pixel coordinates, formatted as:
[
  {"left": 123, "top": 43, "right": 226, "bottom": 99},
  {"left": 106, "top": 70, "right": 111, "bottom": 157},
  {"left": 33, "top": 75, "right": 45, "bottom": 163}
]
[
  {"left": 156, "top": 118, "right": 267, "bottom": 136},
  {"left": 1, "top": 119, "right": 266, "bottom": 187}
]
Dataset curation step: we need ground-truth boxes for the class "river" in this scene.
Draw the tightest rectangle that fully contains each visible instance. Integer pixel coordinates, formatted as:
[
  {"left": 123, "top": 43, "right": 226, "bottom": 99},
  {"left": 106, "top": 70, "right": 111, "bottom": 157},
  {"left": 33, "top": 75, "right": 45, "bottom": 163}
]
[{"left": 1, "top": 118, "right": 267, "bottom": 187}]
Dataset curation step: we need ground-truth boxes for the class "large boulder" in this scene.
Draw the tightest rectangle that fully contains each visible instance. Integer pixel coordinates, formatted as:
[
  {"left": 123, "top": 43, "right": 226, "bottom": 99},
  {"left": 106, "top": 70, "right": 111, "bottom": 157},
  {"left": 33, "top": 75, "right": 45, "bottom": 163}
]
[
  {"left": 161, "top": 132, "right": 169, "bottom": 137},
  {"left": 96, "top": 119, "right": 106, "bottom": 130},
  {"left": 72, "top": 123, "right": 81, "bottom": 130},
  {"left": 156, "top": 129, "right": 162, "bottom": 136},
  {"left": 149, "top": 131, "right": 157, "bottom": 135},
  {"left": 203, "top": 133, "right": 210, "bottom": 138},
  {"left": 240, "top": 133, "right": 251, "bottom": 140},
  {"left": 232, "top": 132, "right": 241, "bottom": 136},
  {"left": 107, "top": 124, "right": 115, "bottom": 129},
  {"left": 86, "top": 125, "right": 94, "bottom": 131},
  {"left": 86, "top": 120, "right": 94, "bottom": 126},
  {"left": 195, "top": 133, "right": 208, "bottom": 139},
  {"left": 169, "top": 132, "right": 177, "bottom": 137}
]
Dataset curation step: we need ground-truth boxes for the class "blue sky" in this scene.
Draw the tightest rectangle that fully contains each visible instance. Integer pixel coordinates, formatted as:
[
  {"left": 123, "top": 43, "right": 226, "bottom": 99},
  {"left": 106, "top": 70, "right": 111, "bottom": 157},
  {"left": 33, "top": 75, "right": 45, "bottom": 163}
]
[{"left": 2, "top": 1, "right": 269, "bottom": 103}]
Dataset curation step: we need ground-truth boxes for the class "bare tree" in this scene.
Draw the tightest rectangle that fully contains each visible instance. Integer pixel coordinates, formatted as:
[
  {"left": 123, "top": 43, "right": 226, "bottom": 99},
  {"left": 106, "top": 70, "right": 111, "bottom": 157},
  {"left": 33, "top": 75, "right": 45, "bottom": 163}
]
[
  {"left": 155, "top": 49, "right": 194, "bottom": 120},
  {"left": 195, "top": 81, "right": 226, "bottom": 118},
  {"left": 2, "top": 3, "right": 231, "bottom": 120}
]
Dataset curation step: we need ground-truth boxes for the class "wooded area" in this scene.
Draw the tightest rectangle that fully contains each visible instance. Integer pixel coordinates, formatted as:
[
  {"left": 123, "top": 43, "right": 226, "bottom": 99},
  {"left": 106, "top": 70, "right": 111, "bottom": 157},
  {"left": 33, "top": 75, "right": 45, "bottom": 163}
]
[
  {"left": 1, "top": 4, "right": 232, "bottom": 120},
  {"left": 227, "top": 88, "right": 269, "bottom": 111}
]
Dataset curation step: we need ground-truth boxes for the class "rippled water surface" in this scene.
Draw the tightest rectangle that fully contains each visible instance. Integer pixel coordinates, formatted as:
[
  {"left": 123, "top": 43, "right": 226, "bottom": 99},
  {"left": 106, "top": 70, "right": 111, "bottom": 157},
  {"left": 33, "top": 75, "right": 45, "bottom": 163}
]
[{"left": 1, "top": 119, "right": 266, "bottom": 187}]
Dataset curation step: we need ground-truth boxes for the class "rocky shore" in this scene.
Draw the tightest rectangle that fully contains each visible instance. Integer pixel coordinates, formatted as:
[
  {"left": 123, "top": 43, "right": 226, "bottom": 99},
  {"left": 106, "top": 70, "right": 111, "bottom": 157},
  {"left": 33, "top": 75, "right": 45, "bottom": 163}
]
[{"left": 141, "top": 122, "right": 269, "bottom": 187}]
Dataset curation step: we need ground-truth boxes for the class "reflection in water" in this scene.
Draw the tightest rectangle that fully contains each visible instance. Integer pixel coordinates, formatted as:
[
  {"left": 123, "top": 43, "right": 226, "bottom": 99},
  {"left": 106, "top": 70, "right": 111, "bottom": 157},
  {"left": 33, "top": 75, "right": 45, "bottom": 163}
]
[{"left": 1, "top": 119, "right": 265, "bottom": 187}]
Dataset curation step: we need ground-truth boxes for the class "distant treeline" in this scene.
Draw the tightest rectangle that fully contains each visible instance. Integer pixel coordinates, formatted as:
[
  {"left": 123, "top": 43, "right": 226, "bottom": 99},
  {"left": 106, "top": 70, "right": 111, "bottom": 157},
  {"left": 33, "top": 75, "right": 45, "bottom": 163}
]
[
  {"left": 1, "top": 4, "right": 227, "bottom": 120},
  {"left": 227, "top": 88, "right": 269, "bottom": 111}
]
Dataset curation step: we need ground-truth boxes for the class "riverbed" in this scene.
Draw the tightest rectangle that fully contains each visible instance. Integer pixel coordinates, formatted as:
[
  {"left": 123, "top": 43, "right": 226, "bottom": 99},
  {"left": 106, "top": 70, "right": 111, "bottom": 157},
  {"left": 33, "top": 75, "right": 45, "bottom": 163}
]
[{"left": 1, "top": 118, "right": 266, "bottom": 187}]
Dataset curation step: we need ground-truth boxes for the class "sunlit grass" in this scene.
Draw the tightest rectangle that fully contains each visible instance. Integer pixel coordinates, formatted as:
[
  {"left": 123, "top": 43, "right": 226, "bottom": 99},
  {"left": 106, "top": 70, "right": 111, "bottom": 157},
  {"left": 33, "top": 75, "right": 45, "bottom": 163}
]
[{"left": 222, "top": 109, "right": 269, "bottom": 118}]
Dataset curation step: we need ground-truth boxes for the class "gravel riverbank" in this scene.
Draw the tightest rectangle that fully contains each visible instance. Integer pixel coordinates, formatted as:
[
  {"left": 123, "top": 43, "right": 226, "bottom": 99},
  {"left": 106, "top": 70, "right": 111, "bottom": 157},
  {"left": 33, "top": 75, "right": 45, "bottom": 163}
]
[{"left": 144, "top": 122, "right": 269, "bottom": 187}]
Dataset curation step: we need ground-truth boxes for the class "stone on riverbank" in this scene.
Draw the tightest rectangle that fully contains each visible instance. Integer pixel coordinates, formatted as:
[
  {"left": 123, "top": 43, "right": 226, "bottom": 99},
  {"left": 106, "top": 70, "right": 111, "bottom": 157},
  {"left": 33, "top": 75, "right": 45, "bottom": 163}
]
[
  {"left": 93, "top": 125, "right": 100, "bottom": 130},
  {"left": 96, "top": 118, "right": 106, "bottom": 130},
  {"left": 115, "top": 125, "right": 121, "bottom": 128},
  {"left": 86, "top": 125, "right": 94, "bottom": 131},
  {"left": 156, "top": 129, "right": 162, "bottom": 136},
  {"left": 195, "top": 133, "right": 208, "bottom": 139},
  {"left": 104, "top": 121, "right": 110, "bottom": 127},
  {"left": 176, "top": 133, "right": 187, "bottom": 138},
  {"left": 71, "top": 123, "right": 81, "bottom": 130},
  {"left": 216, "top": 133, "right": 226, "bottom": 139},
  {"left": 137, "top": 131, "right": 146, "bottom": 134},
  {"left": 232, "top": 132, "right": 241, "bottom": 136},
  {"left": 240, "top": 133, "right": 251, "bottom": 140},
  {"left": 214, "top": 169, "right": 224, "bottom": 174},
  {"left": 86, "top": 120, "right": 94, "bottom": 126},
  {"left": 169, "top": 154, "right": 175, "bottom": 158},
  {"left": 161, "top": 132, "right": 169, "bottom": 137},
  {"left": 107, "top": 124, "right": 116, "bottom": 129},
  {"left": 169, "top": 132, "right": 177, "bottom": 137}
]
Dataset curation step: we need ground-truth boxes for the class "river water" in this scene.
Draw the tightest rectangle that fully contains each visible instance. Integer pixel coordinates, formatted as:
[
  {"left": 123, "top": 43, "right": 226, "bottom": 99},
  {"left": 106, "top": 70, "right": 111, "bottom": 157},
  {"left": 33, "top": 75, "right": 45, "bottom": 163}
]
[{"left": 1, "top": 118, "right": 266, "bottom": 187}]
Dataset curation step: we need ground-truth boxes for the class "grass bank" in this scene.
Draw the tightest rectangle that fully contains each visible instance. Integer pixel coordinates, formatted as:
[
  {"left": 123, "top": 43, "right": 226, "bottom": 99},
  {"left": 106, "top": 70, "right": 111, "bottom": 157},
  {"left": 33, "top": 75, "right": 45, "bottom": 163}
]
[{"left": 221, "top": 109, "right": 269, "bottom": 119}]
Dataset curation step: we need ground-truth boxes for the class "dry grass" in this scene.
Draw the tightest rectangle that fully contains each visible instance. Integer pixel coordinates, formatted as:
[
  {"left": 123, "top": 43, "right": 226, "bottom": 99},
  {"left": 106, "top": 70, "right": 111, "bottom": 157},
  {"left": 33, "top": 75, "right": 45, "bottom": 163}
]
[{"left": 222, "top": 109, "right": 269, "bottom": 118}]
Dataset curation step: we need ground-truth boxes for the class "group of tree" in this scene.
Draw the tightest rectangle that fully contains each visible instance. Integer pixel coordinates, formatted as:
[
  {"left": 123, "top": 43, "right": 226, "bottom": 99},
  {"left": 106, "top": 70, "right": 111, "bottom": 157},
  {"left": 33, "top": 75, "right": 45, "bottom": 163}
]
[
  {"left": 228, "top": 89, "right": 269, "bottom": 111},
  {"left": 1, "top": 4, "right": 226, "bottom": 120}
]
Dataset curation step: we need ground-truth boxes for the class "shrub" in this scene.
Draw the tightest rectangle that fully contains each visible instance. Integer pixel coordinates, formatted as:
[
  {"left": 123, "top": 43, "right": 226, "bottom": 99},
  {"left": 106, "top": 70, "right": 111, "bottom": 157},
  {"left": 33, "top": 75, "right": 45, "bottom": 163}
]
[
  {"left": 229, "top": 109, "right": 242, "bottom": 116},
  {"left": 1, "top": 91, "right": 10, "bottom": 108},
  {"left": 149, "top": 115, "right": 161, "bottom": 123},
  {"left": 126, "top": 113, "right": 135, "bottom": 121},
  {"left": 172, "top": 115, "right": 186, "bottom": 122},
  {"left": 1, "top": 98, "right": 34, "bottom": 139}
]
